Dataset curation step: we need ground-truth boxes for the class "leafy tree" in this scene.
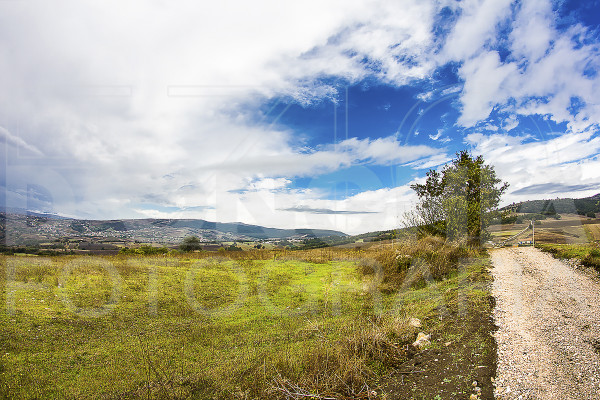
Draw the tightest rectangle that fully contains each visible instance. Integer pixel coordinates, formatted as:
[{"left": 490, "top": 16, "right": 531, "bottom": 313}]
[
  {"left": 179, "top": 236, "right": 202, "bottom": 252},
  {"left": 409, "top": 150, "right": 508, "bottom": 244}
]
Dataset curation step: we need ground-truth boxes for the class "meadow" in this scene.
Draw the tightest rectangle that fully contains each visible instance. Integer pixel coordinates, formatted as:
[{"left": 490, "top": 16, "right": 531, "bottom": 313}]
[
  {"left": 0, "top": 239, "right": 495, "bottom": 399},
  {"left": 536, "top": 242, "right": 600, "bottom": 271}
]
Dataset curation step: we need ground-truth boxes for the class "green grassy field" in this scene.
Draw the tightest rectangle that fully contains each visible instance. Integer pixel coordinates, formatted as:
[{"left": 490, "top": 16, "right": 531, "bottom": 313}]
[
  {"left": 536, "top": 243, "right": 600, "bottom": 271},
  {"left": 0, "top": 240, "right": 496, "bottom": 399}
]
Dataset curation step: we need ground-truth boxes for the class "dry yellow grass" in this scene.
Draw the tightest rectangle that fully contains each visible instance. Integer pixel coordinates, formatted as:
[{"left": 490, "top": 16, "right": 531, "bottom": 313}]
[{"left": 584, "top": 223, "right": 600, "bottom": 241}]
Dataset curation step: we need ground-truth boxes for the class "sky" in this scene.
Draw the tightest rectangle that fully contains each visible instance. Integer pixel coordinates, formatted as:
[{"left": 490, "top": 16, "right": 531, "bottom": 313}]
[{"left": 1, "top": 0, "right": 600, "bottom": 235}]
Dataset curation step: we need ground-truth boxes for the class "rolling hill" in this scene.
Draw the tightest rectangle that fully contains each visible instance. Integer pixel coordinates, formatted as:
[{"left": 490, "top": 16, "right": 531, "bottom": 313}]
[
  {"left": 0, "top": 210, "right": 347, "bottom": 246},
  {"left": 502, "top": 193, "right": 600, "bottom": 215}
]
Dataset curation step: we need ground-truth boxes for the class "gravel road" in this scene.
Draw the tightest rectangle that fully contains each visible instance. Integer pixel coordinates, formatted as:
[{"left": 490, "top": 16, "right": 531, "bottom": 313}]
[{"left": 491, "top": 247, "right": 600, "bottom": 400}]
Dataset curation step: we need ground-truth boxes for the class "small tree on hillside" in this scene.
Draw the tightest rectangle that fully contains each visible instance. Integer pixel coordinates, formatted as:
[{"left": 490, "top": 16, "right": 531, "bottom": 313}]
[
  {"left": 409, "top": 150, "right": 508, "bottom": 244},
  {"left": 179, "top": 236, "right": 202, "bottom": 252}
]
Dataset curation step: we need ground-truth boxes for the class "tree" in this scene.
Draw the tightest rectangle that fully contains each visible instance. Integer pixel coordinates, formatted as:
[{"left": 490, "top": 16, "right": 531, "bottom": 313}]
[
  {"left": 409, "top": 150, "right": 508, "bottom": 244},
  {"left": 179, "top": 236, "right": 202, "bottom": 252},
  {"left": 542, "top": 201, "right": 556, "bottom": 215}
]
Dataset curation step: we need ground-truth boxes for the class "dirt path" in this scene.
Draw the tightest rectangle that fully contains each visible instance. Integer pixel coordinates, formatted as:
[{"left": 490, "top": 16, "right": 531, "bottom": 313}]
[{"left": 490, "top": 247, "right": 600, "bottom": 399}]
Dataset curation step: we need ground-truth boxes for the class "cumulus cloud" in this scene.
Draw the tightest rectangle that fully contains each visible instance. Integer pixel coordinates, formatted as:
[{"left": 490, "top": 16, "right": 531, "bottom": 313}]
[
  {"left": 2, "top": 0, "right": 600, "bottom": 233},
  {"left": 465, "top": 129, "right": 600, "bottom": 203},
  {"left": 334, "top": 136, "right": 442, "bottom": 165},
  {"left": 448, "top": 0, "right": 600, "bottom": 131},
  {"left": 457, "top": 51, "right": 518, "bottom": 126},
  {"left": 442, "top": 0, "right": 514, "bottom": 61},
  {"left": 0, "top": 0, "right": 445, "bottom": 225}
]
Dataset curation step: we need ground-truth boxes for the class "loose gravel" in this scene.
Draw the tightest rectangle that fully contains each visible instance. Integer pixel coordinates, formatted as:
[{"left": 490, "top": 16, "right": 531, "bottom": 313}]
[{"left": 491, "top": 247, "right": 600, "bottom": 400}]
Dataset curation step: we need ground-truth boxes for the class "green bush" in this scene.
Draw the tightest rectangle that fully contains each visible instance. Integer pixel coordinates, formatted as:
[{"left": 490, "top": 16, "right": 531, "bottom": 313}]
[
  {"left": 119, "top": 245, "right": 168, "bottom": 255},
  {"left": 180, "top": 236, "right": 203, "bottom": 252}
]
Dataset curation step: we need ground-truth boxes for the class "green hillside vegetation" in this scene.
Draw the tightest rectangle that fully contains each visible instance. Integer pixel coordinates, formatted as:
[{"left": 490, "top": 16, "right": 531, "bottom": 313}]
[
  {"left": 297, "top": 230, "right": 402, "bottom": 249},
  {"left": 505, "top": 194, "right": 600, "bottom": 216},
  {"left": 489, "top": 212, "right": 560, "bottom": 226}
]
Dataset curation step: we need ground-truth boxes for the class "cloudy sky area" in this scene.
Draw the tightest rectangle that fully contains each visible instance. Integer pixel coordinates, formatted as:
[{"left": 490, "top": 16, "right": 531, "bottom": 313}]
[{"left": 1, "top": 0, "right": 600, "bottom": 234}]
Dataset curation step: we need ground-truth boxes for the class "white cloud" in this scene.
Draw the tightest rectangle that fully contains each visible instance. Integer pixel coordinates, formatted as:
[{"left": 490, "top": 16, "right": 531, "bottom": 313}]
[
  {"left": 0, "top": 126, "right": 43, "bottom": 156},
  {"left": 424, "top": 129, "right": 451, "bottom": 144},
  {"left": 0, "top": 0, "right": 445, "bottom": 230},
  {"left": 465, "top": 129, "right": 600, "bottom": 204},
  {"left": 403, "top": 153, "right": 451, "bottom": 170},
  {"left": 429, "top": 131, "right": 441, "bottom": 141},
  {"left": 2, "top": 0, "right": 600, "bottom": 234},
  {"left": 448, "top": 0, "right": 600, "bottom": 131},
  {"left": 501, "top": 115, "right": 519, "bottom": 132},
  {"left": 457, "top": 51, "right": 518, "bottom": 127},
  {"left": 482, "top": 123, "right": 499, "bottom": 132},
  {"left": 246, "top": 177, "right": 292, "bottom": 192},
  {"left": 509, "top": 0, "right": 555, "bottom": 62},
  {"left": 416, "top": 91, "right": 435, "bottom": 102},
  {"left": 335, "top": 136, "right": 443, "bottom": 165},
  {"left": 442, "top": 0, "right": 513, "bottom": 61}
]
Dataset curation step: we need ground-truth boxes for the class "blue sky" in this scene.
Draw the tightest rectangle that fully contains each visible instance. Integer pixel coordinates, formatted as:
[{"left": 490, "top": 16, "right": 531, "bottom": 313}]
[{"left": 1, "top": 0, "right": 600, "bottom": 234}]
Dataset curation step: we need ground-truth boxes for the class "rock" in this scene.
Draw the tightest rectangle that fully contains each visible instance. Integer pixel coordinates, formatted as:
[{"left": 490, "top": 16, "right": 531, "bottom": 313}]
[
  {"left": 409, "top": 317, "right": 422, "bottom": 328},
  {"left": 412, "top": 332, "right": 431, "bottom": 349}
]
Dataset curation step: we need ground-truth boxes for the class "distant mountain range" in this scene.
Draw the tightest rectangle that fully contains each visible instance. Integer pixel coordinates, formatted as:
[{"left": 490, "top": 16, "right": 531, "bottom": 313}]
[
  {"left": 502, "top": 193, "right": 600, "bottom": 215},
  {"left": 0, "top": 208, "right": 347, "bottom": 246}
]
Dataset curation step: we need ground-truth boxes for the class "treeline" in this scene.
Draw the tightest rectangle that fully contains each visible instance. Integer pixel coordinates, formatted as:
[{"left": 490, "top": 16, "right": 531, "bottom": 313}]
[
  {"left": 514, "top": 197, "right": 599, "bottom": 216},
  {"left": 0, "top": 245, "right": 73, "bottom": 256},
  {"left": 298, "top": 230, "right": 400, "bottom": 249},
  {"left": 489, "top": 212, "right": 561, "bottom": 225},
  {"left": 119, "top": 245, "right": 169, "bottom": 255}
]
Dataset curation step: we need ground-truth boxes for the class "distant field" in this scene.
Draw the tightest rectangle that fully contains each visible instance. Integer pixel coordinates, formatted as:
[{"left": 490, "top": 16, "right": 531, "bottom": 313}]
[{"left": 490, "top": 214, "right": 594, "bottom": 245}]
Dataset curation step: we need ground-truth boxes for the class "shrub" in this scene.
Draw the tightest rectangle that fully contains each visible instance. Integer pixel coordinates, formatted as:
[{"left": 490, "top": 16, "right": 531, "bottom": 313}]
[
  {"left": 180, "top": 236, "right": 203, "bottom": 252},
  {"left": 357, "top": 236, "right": 481, "bottom": 293},
  {"left": 119, "top": 245, "right": 168, "bottom": 255}
]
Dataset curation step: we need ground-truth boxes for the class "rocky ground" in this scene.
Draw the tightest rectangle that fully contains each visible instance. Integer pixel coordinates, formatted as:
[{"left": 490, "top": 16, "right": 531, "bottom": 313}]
[{"left": 491, "top": 247, "right": 600, "bottom": 399}]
